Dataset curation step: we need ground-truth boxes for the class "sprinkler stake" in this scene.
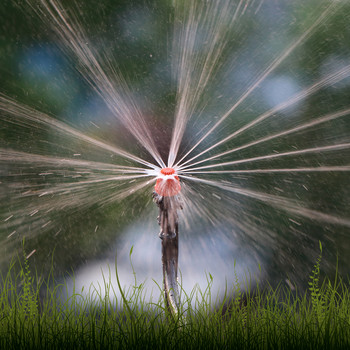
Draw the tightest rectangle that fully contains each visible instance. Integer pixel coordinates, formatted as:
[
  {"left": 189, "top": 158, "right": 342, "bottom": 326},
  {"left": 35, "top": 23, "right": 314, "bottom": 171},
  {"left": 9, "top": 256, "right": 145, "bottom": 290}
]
[{"left": 152, "top": 192, "right": 182, "bottom": 315}]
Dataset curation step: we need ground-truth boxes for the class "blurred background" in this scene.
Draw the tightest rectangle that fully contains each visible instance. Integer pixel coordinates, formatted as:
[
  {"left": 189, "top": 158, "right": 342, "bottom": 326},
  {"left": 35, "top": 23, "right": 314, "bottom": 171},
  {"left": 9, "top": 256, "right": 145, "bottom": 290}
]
[{"left": 1, "top": 0, "right": 349, "bottom": 301}]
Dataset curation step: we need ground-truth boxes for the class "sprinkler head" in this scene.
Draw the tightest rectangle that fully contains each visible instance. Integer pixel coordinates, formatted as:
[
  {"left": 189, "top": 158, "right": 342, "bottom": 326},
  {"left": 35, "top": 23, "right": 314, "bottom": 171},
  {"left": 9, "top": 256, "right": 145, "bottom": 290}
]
[{"left": 154, "top": 167, "right": 181, "bottom": 197}]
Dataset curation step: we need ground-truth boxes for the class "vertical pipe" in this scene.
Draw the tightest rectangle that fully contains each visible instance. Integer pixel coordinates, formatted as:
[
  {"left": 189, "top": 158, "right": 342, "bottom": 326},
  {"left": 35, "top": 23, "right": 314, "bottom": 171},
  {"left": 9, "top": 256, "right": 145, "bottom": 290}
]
[{"left": 153, "top": 193, "right": 181, "bottom": 315}]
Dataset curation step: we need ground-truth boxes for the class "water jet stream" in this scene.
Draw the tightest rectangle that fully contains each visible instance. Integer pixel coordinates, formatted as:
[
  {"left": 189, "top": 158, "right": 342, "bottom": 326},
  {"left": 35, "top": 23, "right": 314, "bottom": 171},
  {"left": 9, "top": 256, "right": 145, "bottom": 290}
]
[
  {"left": 184, "top": 166, "right": 350, "bottom": 175},
  {"left": 2, "top": 175, "right": 155, "bottom": 239},
  {"left": 0, "top": 94, "right": 158, "bottom": 170},
  {"left": 181, "top": 143, "right": 350, "bottom": 172},
  {"left": 177, "top": 107, "right": 350, "bottom": 170},
  {"left": 0, "top": 150, "right": 152, "bottom": 175},
  {"left": 178, "top": 64, "right": 350, "bottom": 169},
  {"left": 168, "top": 0, "right": 246, "bottom": 167},
  {"left": 180, "top": 175, "right": 350, "bottom": 228},
  {"left": 25, "top": 0, "right": 165, "bottom": 168},
  {"left": 173, "top": 2, "right": 340, "bottom": 168}
]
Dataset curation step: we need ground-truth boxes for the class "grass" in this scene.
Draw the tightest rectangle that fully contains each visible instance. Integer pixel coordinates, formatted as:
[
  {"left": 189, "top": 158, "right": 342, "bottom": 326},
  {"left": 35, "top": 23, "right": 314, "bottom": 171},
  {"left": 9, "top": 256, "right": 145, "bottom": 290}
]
[{"left": 1, "top": 243, "right": 350, "bottom": 349}]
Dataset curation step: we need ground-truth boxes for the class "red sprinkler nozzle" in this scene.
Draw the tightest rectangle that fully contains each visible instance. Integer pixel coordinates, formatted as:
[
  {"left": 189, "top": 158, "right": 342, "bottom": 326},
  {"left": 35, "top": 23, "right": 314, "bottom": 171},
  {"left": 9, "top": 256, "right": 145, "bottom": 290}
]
[
  {"left": 160, "top": 167, "right": 175, "bottom": 176},
  {"left": 155, "top": 167, "right": 181, "bottom": 197}
]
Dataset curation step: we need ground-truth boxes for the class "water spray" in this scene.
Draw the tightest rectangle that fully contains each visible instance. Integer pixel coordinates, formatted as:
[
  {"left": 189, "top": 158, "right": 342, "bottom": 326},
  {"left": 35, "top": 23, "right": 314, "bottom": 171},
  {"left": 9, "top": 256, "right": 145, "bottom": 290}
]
[
  {"left": 153, "top": 167, "right": 182, "bottom": 315},
  {"left": 1, "top": 0, "right": 350, "bottom": 320}
]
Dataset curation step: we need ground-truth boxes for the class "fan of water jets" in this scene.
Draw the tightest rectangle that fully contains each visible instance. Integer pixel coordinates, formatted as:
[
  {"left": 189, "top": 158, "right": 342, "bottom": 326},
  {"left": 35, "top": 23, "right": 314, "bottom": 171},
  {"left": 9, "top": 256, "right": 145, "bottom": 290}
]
[{"left": 0, "top": 0, "right": 349, "bottom": 294}]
